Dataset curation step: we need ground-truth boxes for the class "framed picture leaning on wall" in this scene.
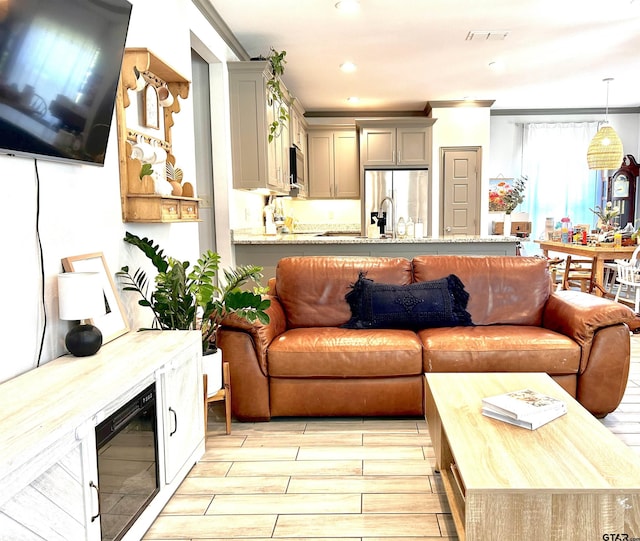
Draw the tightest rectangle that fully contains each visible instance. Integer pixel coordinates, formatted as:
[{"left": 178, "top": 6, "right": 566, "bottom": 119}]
[{"left": 61, "top": 252, "right": 129, "bottom": 344}]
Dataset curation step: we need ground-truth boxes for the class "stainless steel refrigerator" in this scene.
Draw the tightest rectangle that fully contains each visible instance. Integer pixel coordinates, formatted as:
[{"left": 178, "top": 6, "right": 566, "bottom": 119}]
[{"left": 364, "top": 169, "right": 429, "bottom": 236}]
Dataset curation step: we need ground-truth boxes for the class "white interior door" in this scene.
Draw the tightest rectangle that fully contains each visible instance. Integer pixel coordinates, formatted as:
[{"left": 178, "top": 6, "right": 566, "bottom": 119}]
[{"left": 441, "top": 148, "right": 481, "bottom": 236}]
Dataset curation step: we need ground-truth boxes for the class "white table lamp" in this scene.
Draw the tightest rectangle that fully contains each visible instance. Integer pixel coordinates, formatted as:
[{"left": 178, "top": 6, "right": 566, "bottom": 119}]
[{"left": 58, "top": 272, "right": 105, "bottom": 356}]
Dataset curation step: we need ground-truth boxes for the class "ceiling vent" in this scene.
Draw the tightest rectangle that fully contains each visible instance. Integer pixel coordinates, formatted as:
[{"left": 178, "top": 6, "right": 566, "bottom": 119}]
[{"left": 466, "top": 31, "right": 510, "bottom": 41}]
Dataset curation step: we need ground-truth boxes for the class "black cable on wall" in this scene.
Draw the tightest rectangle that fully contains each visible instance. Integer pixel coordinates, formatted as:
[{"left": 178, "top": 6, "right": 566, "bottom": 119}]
[{"left": 35, "top": 159, "right": 46, "bottom": 367}]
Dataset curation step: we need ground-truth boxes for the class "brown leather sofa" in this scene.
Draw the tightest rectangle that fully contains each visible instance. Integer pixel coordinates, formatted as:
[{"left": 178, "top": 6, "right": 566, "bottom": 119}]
[{"left": 218, "top": 255, "right": 635, "bottom": 421}]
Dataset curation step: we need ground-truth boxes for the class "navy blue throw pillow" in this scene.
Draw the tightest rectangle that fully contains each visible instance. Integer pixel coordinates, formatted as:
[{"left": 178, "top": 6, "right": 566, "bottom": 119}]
[{"left": 342, "top": 272, "right": 473, "bottom": 329}]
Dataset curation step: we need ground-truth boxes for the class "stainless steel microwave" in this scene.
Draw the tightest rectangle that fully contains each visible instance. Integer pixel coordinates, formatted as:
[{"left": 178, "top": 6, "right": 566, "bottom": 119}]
[{"left": 289, "top": 145, "right": 306, "bottom": 198}]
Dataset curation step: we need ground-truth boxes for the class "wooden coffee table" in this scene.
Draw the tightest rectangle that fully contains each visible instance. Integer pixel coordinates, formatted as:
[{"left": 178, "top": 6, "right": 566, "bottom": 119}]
[{"left": 424, "top": 372, "right": 640, "bottom": 541}]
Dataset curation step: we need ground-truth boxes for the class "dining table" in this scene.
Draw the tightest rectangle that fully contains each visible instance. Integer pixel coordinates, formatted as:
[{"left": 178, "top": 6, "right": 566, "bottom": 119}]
[{"left": 535, "top": 239, "right": 638, "bottom": 296}]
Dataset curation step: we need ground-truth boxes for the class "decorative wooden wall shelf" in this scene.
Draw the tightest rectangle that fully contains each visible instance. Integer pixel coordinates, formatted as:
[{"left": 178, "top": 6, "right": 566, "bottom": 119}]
[{"left": 115, "top": 48, "right": 200, "bottom": 223}]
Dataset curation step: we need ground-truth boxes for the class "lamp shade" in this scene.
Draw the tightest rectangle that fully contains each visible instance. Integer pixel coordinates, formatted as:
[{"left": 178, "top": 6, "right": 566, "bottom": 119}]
[
  {"left": 587, "top": 123, "right": 624, "bottom": 170},
  {"left": 58, "top": 272, "right": 105, "bottom": 321}
]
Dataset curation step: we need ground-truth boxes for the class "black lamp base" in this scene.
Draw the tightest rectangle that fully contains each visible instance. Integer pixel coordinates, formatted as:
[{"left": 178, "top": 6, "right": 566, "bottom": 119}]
[{"left": 66, "top": 324, "right": 103, "bottom": 357}]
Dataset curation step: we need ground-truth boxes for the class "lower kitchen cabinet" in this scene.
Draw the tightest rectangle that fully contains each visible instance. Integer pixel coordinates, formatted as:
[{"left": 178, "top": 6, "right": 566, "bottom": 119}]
[
  {"left": 0, "top": 331, "right": 204, "bottom": 541},
  {"left": 308, "top": 128, "right": 359, "bottom": 198}
]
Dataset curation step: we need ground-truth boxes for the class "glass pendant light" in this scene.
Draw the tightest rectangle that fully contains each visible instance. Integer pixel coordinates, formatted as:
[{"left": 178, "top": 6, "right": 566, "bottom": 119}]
[{"left": 587, "top": 78, "right": 623, "bottom": 170}]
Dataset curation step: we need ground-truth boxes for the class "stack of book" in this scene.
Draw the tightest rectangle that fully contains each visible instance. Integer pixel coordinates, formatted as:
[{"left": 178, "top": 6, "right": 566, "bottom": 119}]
[{"left": 481, "top": 388, "right": 567, "bottom": 430}]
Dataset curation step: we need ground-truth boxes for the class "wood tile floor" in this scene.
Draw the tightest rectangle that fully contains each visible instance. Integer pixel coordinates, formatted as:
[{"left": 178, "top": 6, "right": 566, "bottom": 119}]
[{"left": 143, "top": 334, "right": 640, "bottom": 540}]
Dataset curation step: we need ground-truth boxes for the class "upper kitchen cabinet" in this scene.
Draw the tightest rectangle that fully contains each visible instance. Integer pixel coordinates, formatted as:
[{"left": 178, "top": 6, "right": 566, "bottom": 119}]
[
  {"left": 228, "top": 61, "right": 293, "bottom": 194},
  {"left": 308, "top": 128, "right": 359, "bottom": 199},
  {"left": 289, "top": 99, "right": 308, "bottom": 156},
  {"left": 116, "top": 48, "right": 200, "bottom": 223},
  {"left": 358, "top": 118, "right": 436, "bottom": 168}
]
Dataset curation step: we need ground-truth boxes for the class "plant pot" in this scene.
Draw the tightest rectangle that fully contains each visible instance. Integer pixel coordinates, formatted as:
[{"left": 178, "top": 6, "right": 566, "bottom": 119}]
[{"left": 202, "top": 348, "right": 223, "bottom": 397}]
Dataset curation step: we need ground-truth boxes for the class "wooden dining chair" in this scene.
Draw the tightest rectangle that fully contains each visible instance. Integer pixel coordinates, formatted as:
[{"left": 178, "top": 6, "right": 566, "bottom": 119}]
[
  {"left": 203, "top": 361, "right": 231, "bottom": 435},
  {"left": 614, "top": 245, "right": 640, "bottom": 313},
  {"left": 560, "top": 256, "right": 610, "bottom": 296},
  {"left": 561, "top": 256, "right": 595, "bottom": 292}
]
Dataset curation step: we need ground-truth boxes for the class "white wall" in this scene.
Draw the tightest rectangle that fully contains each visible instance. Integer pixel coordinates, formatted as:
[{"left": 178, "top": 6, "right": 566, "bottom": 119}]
[
  {"left": 430, "top": 105, "right": 492, "bottom": 236},
  {"left": 0, "top": 0, "right": 225, "bottom": 384}
]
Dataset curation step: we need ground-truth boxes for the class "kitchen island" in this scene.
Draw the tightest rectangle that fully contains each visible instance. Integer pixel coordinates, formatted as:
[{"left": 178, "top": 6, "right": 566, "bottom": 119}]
[{"left": 233, "top": 231, "right": 520, "bottom": 284}]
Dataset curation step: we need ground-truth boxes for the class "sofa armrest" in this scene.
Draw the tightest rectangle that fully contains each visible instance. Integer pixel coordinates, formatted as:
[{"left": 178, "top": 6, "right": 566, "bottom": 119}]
[
  {"left": 543, "top": 290, "right": 634, "bottom": 369},
  {"left": 220, "top": 295, "right": 288, "bottom": 375}
]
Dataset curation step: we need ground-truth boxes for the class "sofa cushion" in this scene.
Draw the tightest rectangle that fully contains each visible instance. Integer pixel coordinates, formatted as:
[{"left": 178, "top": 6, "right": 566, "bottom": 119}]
[
  {"left": 267, "top": 327, "right": 423, "bottom": 377},
  {"left": 342, "top": 272, "right": 472, "bottom": 329},
  {"left": 419, "top": 325, "right": 581, "bottom": 374},
  {"left": 275, "top": 256, "right": 413, "bottom": 328},
  {"left": 412, "top": 255, "right": 551, "bottom": 326}
]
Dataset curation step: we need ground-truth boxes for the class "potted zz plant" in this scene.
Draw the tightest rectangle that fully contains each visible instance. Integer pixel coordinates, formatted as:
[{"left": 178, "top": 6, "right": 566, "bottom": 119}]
[{"left": 117, "top": 232, "right": 270, "bottom": 354}]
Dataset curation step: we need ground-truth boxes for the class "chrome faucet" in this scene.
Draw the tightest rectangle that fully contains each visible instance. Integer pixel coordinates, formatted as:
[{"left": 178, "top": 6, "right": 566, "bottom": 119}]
[{"left": 378, "top": 196, "right": 395, "bottom": 238}]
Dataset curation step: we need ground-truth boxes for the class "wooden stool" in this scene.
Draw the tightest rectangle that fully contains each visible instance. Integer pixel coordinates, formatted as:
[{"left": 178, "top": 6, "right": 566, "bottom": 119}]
[{"left": 203, "top": 361, "right": 231, "bottom": 435}]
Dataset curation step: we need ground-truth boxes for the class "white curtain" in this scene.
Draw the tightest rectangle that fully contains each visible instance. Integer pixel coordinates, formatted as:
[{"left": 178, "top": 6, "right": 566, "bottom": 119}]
[{"left": 521, "top": 122, "right": 600, "bottom": 242}]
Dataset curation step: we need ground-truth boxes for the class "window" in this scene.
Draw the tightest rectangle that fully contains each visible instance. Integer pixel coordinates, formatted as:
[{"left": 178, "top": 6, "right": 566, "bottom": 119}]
[{"left": 521, "top": 122, "right": 599, "bottom": 241}]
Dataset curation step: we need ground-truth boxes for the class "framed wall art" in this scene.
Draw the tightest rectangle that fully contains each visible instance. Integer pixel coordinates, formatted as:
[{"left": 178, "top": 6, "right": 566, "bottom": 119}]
[
  {"left": 61, "top": 252, "right": 129, "bottom": 343},
  {"left": 488, "top": 177, "right": 515, "bottom": 212}
]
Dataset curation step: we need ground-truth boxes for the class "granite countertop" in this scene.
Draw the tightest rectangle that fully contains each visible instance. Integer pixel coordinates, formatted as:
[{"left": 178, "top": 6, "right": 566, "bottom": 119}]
[{"left": 232, "top": 231, "right": 519, "bottom": 245}]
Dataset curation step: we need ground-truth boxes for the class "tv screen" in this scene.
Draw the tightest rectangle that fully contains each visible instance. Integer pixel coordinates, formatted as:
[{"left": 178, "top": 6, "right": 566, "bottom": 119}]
[{"left": 0, "top": 0, "right": 132, "bottom": 166}]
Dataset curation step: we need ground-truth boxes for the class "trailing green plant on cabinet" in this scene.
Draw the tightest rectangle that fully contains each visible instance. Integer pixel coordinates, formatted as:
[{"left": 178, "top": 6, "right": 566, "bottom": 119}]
[{"left": 228, "top": 60, "right": 293, "bottom": 194}]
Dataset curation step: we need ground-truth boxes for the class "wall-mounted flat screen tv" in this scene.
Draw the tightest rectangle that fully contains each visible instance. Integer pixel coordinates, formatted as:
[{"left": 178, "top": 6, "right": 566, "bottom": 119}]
[{"left": 0, "top": 0, "right": 132, "bottom": 166}]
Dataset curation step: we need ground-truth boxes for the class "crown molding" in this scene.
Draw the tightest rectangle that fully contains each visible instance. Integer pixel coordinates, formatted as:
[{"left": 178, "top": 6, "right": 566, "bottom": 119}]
[
  {"left": 425, "top": 100, "right": 496, "bottom": 115},
  {"left": 491, "top": 106, "right": 640, "bottom": 116},
  {"left": 191, "top": 0, "right": 250, "bottom": 60},
  {"left": 304, "top": 110, "right": 428, "bottom": 118}
]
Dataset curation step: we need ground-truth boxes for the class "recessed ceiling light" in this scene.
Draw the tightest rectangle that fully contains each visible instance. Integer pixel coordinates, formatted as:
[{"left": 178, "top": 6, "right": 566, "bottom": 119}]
[
  {"left": 340, "top": 61, "right": 357, "bottom": 72},
  {"left": 335, "top": 0, "right": 360, "bottom": 13}
]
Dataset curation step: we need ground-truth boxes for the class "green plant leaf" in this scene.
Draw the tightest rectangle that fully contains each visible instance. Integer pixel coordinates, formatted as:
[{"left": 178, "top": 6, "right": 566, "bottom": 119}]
[{"left": 139, "top": 163, "right": 154, "bottom": 179}]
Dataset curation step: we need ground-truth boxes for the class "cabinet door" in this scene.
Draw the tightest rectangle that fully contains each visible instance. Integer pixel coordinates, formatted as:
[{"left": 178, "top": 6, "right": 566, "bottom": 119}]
[
  {"left": 308, "top": 130, "right": 334, "bottom": 198},
  {"left": 230, "top": 74, "right": 268, "bottom": 190},
  {"left": 160, "top": 350, "right": 203, "bottom": 484},
  {"left": 397, "top": 127, "right": 430, "bottom": 166},
  {"left": 361, "top": 128, "right": 396, "bottom": 166},
  {"left": 333, "top": 130, "right": 360, "bottom": 198},
  {"left": 279, "top": 104, "right": 290, "bottom": 189},
  {"left": 0, "top": 433, "right": 99, "bottom": 541},
  {"left": 267, "top": 99, "right": 290, "bottom": 192},
  {"left": 290, "top": 107, "right": 307, "bottom": 153},
  {"left": 266, "top": 95, "right": 281, "bottom": 191}
]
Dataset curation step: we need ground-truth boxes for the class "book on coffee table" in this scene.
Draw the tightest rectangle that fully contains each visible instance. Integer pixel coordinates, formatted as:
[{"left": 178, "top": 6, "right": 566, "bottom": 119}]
[
  {"left": 481, "top": 388, "right": 567, "bottom": 429},
  {"left": 482, "top": 405, "right": 567, "bottom": 430}
]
